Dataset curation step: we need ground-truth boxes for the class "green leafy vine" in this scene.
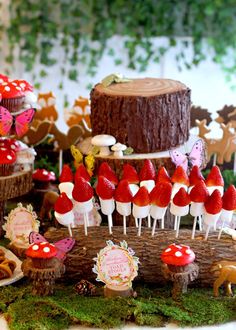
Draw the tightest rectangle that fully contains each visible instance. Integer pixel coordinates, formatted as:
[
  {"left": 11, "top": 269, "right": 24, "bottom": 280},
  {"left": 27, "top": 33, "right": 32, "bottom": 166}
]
[{"left": 1, "top": 0, "right": 236, "bottom": 86}]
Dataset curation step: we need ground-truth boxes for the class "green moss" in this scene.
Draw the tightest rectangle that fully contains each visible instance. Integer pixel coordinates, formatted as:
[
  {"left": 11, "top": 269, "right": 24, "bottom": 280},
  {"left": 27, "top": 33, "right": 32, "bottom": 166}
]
[{"left": 0, "top": 281, "right": 235, "bottom": 330}]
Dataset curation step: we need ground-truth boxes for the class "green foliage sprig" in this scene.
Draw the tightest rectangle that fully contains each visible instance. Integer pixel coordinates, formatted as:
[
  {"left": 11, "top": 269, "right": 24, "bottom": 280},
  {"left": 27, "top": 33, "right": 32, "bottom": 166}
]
[{"left": 1, "top": 0, "right": 236, "bottom": 86}]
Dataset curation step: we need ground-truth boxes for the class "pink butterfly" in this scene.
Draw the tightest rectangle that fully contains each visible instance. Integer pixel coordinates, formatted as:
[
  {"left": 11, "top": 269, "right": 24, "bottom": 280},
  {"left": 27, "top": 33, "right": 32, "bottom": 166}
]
[
  {"left": 169, "top": 139, "right": 204, "bottom": 173},
  {"left": 0, "top": 106, "right": 35, "bottom": 137},
  {"left": 29, "top": 232, "right": 75, "bottom": 260}
]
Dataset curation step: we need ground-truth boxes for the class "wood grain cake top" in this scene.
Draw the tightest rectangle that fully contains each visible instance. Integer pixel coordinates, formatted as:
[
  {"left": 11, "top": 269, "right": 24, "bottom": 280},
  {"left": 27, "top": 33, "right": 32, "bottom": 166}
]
[{"left": 95, "top": 78, "right": 188, "bottom": 97}]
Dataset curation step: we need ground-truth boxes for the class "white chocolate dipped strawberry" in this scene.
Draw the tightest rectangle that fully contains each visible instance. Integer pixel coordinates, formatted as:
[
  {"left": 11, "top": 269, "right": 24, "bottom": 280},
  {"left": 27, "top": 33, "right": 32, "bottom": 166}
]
[
  {"left": 205, "top": 166, "right": 224, "bottom": 196},
  {"left": 121, "top": 163, "right": 140, "bottom": 196},
  {"left": 132, "top": 186, "right": 150, "bottom": 236},
  {"left": 114, "top": 179, "right": 133, "bottom": 234},
  {"left": 204, "top": 189, "right": 222, "bottom": 240},
  {"left": 59, "top": 164, "right": 74, "bottom": 199},
  {"left": 114, "top": 179, "right": 133, "bottom": 216},
  {"left": 171, "top": 166, "right": 189, "bottom": 199},
  {"left": 72, "top": 176, "right": 94, "bottom": 235},
  {"left": 54, "top": 192, "right": 74, "bottom": 236},
  {"left": 96, "top": 175, "right": 115, "bottom": 234},
  {"left": 139, "top": 160, "right": 156, "bottom": 193},
  {"left": 221, "top": 185, "right": 236, "bottom": 224},
  {"left": 150, "top": 182, "right": 172, "bottom": 234},
  {"left": 170, "top": 187, "right": 191, "bottom": 238},
  {"left": 189, "top": 180, "right": 209, "bottom": 217},
  {"left": 189, "top": 180, "right": 209, "bottom": 239}
]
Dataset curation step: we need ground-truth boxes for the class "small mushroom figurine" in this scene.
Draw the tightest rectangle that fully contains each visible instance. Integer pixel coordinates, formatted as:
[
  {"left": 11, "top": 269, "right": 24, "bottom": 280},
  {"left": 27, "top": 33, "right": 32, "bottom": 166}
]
[
  {"left": 91, "top": 134, "right": 116, "bottom": 156},
  {"left": 161, "top": 244, "right": 199, "bottom": 299},
  {"left": 111, "top": 143, "right": 127, "bottom": 158}
]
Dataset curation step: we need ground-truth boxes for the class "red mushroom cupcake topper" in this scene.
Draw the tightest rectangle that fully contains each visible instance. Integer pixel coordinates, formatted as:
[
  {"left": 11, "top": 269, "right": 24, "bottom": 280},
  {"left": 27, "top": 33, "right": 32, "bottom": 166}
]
[{"left": 161, "top": 243, "right": 195, "bottom": 267}]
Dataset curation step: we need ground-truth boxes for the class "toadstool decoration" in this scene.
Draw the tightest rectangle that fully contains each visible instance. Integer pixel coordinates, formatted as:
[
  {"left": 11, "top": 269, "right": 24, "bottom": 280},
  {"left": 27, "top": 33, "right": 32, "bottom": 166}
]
[
  {"left": 91, "top": 134, "right": 116, "bottom": 156},
  {"left": 161, "top": 244, "right": 199, "bottom": 299},
  {"left": 22, "top": 242, "right": 65, "bottom": 296}
]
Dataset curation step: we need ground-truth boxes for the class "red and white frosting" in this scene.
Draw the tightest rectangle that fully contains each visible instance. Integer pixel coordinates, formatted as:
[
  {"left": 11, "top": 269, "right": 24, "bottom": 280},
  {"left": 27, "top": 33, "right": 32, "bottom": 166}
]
[
  {"left": 0, "top": 147, "right": 16, "bottom": 164},
  {"left": 161, "top": 243, "right": 195, "bottom": 266}
]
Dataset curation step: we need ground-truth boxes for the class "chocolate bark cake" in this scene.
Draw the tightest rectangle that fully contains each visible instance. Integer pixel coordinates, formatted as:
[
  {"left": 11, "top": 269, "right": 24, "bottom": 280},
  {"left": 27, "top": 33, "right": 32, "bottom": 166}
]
[{"left": 90, "top": 78, "right": 191, "bottom": 153}]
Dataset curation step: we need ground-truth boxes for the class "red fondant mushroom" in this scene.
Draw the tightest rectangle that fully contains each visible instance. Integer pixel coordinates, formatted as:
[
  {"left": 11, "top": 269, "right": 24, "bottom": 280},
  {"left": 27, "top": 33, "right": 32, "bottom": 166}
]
[
  {"left": 161, "top": 243, "right": 195, "bottom": 267},
  {"left": 26, "top": 242, "right": 57, "bottom": 260},
  {"left": 0, "top": 82, "right": 25, "bottom": 98}
]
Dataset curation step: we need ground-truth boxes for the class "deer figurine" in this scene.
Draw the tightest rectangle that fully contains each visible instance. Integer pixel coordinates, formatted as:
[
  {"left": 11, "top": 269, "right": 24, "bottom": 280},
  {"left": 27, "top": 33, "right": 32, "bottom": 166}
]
[
  {"left": 196, "top": 120, "right": 234, "bottom": 164},
  {"left": 211, "top": 261, "right": 236, "bottom": 297}
]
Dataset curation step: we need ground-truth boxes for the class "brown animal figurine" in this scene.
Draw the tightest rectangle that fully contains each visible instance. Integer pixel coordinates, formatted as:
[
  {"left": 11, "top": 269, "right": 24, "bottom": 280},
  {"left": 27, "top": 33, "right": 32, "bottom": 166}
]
[
  {"left": 40, "top": 191, "right": 59, "bottom": 223},
  {"left": 215, "top": 105, "right": 235, "bottom": 125},
  {"left": 36, "top": 92, "right": 58, "bottom": 121},
  {"left": 196, "top": 120, "right": 234, "bottom": 164},
  {"left": 211, "top": 261, "right": 236, "bottom": 297},
  {"left": 64, "top": 97, "right": 91, "bottom": 128}
]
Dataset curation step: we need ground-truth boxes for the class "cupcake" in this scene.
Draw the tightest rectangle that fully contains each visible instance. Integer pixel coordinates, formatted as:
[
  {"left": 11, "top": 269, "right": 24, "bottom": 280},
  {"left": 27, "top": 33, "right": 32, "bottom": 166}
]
[
  {"left": 25, "top": 242, "right": 57, "bottom": 268},
  {"left": 0, "top": 146, "right": 16, "bottom": 176},
  {"left": 0, "top": 81, "right": 25, "bottom": 112},
  {"left": 32, "top": 168, "right": 56, "bottom": 189}
]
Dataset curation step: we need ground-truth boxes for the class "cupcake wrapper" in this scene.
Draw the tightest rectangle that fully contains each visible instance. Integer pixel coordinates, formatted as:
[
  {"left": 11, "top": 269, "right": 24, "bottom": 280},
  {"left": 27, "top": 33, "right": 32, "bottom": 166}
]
[{"left": 1, "top": 96, "right": 25, "bottom": 113}]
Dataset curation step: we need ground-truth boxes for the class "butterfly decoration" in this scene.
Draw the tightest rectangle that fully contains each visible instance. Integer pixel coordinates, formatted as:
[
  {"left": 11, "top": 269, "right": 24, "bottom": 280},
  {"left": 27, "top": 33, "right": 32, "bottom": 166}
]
[
  {"left": 169, "top": 139, "right": 205, "bottom": 173},
  {"left": 0, "top": 106, "right": 35, "bottom": 137},
  {"left": 29, "top": 232, "right": 75, "bottom": 260}
]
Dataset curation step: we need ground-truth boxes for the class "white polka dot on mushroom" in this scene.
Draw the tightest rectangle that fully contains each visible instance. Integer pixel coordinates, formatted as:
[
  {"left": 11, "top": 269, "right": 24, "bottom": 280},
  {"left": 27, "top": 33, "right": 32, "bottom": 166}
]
[
  {"left": 7, "top": 155, "right": 12, "bottom": 160},
  {"left": 43, "top": 247, "right": 50, "bottom": 253},
  {"left": 165, "top": 248, "right": 171, "bottom": 253},
  {"left": 4, "top": 86, "right": 10, "bottom": 92},
  {"left": 16, "top": 86, "right": 22, "bottom": 90},
  {"left": 32, "top": 245, "right": 39, "bottom": 251},
  {"left": 41, "top": 242, "right": 47, "bottom": 245},
  {"left": 43, "top": 170, "right": 48, "bottom": 175},
  {"left": 185, "top": 249, "right": 191, "bottom": 255},
  {"left": 12, "top": 82, "right": 17, "bottom": 86},
  {"left": 175, "top": 251, "right": 182, "bottom": 257}
]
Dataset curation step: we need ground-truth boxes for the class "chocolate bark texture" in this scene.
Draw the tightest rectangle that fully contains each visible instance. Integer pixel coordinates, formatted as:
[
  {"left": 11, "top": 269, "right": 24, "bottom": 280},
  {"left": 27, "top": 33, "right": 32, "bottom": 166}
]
[{"left": 90, "top": 78, "right": 191, "bottom": 153}]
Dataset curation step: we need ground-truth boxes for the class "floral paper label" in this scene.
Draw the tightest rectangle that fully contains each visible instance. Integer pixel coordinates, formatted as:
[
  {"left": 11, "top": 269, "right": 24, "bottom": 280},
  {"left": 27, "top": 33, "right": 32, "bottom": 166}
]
[
  {"left": 3, "top": 203, "right": 39, "bottom": 245},
  {"left": 93, "top": 240, "right": 139, "bottom": 288}
]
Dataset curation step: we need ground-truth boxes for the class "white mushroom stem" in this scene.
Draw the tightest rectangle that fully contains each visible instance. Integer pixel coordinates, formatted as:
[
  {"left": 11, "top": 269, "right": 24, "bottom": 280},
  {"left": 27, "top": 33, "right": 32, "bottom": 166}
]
[{"left": 100, "top": 146, "right": 111, "bottom": 156}]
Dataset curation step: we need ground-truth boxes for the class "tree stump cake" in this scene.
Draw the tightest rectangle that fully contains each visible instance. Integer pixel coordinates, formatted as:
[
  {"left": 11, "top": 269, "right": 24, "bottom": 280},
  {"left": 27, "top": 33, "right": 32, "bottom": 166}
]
[{"left": 90, "top": 78, "right": 191, "bottom": 153}]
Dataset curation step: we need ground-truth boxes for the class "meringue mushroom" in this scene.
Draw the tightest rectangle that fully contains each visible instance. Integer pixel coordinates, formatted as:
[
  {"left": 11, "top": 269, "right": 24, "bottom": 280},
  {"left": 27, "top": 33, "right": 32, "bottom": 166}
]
[
  {"left": 91, "top": 134, "right": 116, "bottom": 156},
  {"left": 111, "top": 143, "right": 127, "bottom": 157}
]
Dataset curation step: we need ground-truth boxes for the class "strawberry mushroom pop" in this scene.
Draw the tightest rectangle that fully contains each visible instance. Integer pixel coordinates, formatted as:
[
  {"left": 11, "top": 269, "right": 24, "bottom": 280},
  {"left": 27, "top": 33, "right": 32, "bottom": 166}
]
[
  {"left": 139, "top": 160, "right": 156, "bottom": 227},
  {"left": 188, "top": 165, "right": 205, "bottom": 192},
  {"left": 54, "top": 192, "right": 74, "bottom": 237},
  {"left": 98, "top": 162, "right": 118, "bottom": 186},
  {"left": 155, "top": 166, "right": 172, "bottom": 185},
  {"left": 218, "top": 185, "right": 236, "bottom": 240},
  {"left": 171, "top": 166, "right": 189, "bottom": 200},
  {"left": 75, "top": 163, "right": 91, "bottom": 183},
  {"left": 189, "top": 180, "right": 209, "bottom": 239},
  {"left": 58, "top": 164, "right": 74, "bottom": 199},
  {"left": 96, "top": 176, "right": 115, "bottom": 234},
  {"left": 205, "top": 166, "right": 224, "bottom": 197},
  {"left": 150, "top": 182, "right": 172, "bottom": 235},
  {"left": 72, "top": 177, "right": 94, "bottom": 236},
  {"left": 204, "top": 189, "right": 222, "bottom": 241},
  {"left": 132, "top": 186, "right": 150, "bottom": 236},
  {"left": 170, "top": 187, "right": 191, "bottom": 238},
  {"left": 114, "top": 179, "right": 133, "bottom": 235},
  {"left": 121, "top": 164, "right": 140, "bottom": 227}
]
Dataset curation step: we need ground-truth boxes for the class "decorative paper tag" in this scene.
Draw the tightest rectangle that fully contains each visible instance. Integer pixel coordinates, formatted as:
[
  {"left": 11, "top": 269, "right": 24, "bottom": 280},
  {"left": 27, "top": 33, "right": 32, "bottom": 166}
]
[
  {"left": 101, "top": 73, "right": 132, "bottom": 87},
  {"left": 93, "top": 240, "right": 139, "bottom": 288},
  {"left": 3, "top": 203, "right": 39, "bottom": 246}
]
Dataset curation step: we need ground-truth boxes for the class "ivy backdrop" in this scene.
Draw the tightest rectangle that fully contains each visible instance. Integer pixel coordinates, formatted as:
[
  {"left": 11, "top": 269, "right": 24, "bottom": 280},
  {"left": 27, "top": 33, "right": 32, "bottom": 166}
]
[{"left": 1, "top": 0, "right": 236, "bottom": 89}]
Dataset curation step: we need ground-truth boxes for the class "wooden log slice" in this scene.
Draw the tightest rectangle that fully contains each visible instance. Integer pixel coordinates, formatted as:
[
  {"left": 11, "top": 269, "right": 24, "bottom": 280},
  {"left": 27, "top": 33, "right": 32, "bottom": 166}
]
[
  {"left": 0, "top": 171, "right": 33, "bottom": 237},
  {"left": 90, "top": 78, "right": 191, "bottom": 153},
  {"left": 0, "top": 171, "right": 32, "bottom": 201},
  {"left": 45, "top": 227, "right": 236, "bottom": 287}
]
